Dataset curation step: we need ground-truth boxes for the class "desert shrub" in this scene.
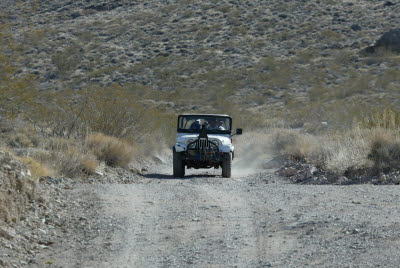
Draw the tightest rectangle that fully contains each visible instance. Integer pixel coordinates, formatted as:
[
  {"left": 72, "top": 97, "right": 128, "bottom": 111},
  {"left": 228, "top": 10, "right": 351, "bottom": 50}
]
[
  {"left": 79, "top": 86, "right": 149, "bottom": 140},
  {"left": 85, "top": 133, "right": 135, "bottom": 167},
  {"left": 361, "top": 107, "right": 400, "bottom": 130},
  {"left": 43, "top": 137, "right": 78, "bottom": 152},
  {"left": 35, "top": 137, "right": 98, "bottom": 177},
  {"left": 324, "top": 128, "right": 371, "bottom": 173},
  {"left": 9, "top": 127, "right": 41, "bottom": 148},
  {"left": 0, "top": 23, "right": 38, "bottom": 119},
  {"left": 82, "top": 158, "right": 99, "bottom": 175},
  {"left": 216, "top": 5, "right": 231, "bottom": 13},
  {"left": 269, "top": 127, "right": 372, "bottom": 173},
  {"left": 35, "top": 85, "right": 153, "bottom": 141},
  {"left": 368, "top": 129, "right": 400, "bottom": 170},
  {"left": 18, "top": 156, "right": 55, "bottom": 178},
  {"left": 9, "top": 132, "right": 35, "bottom": 148},
  {"left": 270, "top": 129, "right": 314, "bottom": 162},
  {"left": 51, "top": 42, "right": 82, "bottom": 77},
  {"left": 320, "top": 29, "right": 343, "bottom": 42},
  {"left": 334, "top": 72, "right": 369, "bottom": 99},
  {"left": 0, "top": 119, "right": 42, "bottom": 148}
]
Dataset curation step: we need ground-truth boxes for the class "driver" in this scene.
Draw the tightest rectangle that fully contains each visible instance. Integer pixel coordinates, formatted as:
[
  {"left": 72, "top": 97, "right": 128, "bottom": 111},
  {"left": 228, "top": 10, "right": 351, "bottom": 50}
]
[{"left": 190, "top": 119, "right": 201, "bottom": 130}]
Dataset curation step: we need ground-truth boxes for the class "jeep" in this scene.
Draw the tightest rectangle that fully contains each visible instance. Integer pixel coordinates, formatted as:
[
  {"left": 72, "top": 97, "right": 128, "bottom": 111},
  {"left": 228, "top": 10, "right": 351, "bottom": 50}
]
[{"left": 173, "top": 114, "right": 242, "bottom": 178}]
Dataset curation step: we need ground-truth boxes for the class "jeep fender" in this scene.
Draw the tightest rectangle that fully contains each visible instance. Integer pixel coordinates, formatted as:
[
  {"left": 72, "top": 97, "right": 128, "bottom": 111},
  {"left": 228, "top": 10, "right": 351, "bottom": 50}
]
[
  {"left": 174, "top": 143, "right": 186, "bottom": 152},
  {"left": 220, "top": 145, "right": 232, "bottom": 153}
]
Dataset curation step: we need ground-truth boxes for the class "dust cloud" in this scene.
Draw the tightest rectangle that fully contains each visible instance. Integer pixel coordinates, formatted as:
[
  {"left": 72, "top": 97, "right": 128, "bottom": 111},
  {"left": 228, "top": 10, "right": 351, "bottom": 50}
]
[{"left": 232, "top": 131, "right": 274, "bottom": 177}]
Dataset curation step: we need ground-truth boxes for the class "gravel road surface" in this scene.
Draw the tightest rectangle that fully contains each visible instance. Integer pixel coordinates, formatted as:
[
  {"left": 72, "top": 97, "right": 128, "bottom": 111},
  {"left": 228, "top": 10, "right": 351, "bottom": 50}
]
[{"left": 34, "top": 167, "right": 400, "bottom": 267}]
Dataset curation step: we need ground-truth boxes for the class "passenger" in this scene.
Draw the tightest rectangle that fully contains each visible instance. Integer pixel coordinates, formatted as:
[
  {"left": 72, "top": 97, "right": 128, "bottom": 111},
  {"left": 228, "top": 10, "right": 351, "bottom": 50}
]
[
  {"left": 208, "top": 119, "right": 218, "bottom": 130},
  {"left": 209, "top": 119, "right": 225, "bottom": 130},
  {"left": 218, "top": 120, "right": 226, "bottom": 130}
]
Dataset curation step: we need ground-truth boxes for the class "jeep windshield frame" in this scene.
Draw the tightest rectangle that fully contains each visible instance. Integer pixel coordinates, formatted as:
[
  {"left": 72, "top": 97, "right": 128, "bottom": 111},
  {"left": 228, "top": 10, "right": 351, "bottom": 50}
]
[{"left": 177, "top": 115, "right": 232, "bottom": 135}]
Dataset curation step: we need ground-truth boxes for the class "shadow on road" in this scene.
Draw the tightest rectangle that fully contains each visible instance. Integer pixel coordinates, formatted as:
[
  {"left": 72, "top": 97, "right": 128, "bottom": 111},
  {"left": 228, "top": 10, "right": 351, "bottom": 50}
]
[{"left": 143, "top": 173, "right": 219, "bottom": 180}]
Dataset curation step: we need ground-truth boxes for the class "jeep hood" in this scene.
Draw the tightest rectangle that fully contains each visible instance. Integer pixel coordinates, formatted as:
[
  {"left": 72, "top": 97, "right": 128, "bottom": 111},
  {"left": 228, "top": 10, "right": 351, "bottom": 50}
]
[{"left": 176, "top": 134, "right": 231, "bottom": 145}]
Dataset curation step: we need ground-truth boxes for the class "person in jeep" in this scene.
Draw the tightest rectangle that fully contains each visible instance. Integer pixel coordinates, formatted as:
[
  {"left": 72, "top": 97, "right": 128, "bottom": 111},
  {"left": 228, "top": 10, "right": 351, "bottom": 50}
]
[
  {"left": 190, "top": 119, "right": 201, "bottom": 130},
  {"left": 208, "top": 119, "right": 225, "bottom": 130},
  {"left": 208, "top": 119, "right": 219, "bottom": 130}
]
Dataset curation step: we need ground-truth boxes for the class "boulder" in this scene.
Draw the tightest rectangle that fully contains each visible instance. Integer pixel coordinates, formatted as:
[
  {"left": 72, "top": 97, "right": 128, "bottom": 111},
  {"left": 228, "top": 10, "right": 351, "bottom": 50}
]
[
  {"left": 337, "top": 176, "right": 348, "bottom": 184},
  {"left": 384, "top": 1, "right": 395, "bottom": 7},
  {"left": 366, "top": 29, "right": 400, "bottom": 53},
  {"left": 375, "top": 29, "right": 400, "bottom": 52},
  {"left": 350, "top": 24, "right": 361, "bottom": 31}
]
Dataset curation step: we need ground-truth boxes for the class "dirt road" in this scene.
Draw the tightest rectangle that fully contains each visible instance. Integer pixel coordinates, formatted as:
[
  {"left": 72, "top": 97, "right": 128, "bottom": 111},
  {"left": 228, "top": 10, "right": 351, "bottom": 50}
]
[{"left": 34, "top": 167, "right": 400, "bottom": 267}]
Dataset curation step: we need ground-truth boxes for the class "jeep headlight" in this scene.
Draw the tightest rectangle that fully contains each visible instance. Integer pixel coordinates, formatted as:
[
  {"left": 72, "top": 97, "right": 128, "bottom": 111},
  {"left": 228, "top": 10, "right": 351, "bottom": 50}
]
[{"left": 186, "top": 139, "right": 194, "bottom": 145}]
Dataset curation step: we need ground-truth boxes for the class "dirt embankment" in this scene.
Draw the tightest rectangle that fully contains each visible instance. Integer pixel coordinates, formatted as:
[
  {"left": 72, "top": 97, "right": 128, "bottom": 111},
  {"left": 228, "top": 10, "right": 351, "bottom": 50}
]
[
  {"left": 0, "top": 149, "right": 79, "bottom": 267},
  {"left": 0, "top": 149, "right": 36, "bottom": 224}
]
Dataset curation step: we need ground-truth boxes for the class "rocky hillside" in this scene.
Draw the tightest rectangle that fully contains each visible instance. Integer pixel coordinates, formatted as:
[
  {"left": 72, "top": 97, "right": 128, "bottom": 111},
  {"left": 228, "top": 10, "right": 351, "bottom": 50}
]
[{"left": 2, "top": 0, "right": 400, "bottom": 117}]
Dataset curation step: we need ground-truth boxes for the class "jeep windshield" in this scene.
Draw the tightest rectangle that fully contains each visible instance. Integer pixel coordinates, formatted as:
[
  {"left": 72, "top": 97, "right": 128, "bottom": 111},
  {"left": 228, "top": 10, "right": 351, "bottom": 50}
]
[{"left": 178, "top": 115, "right": 232, "bottom": 134}]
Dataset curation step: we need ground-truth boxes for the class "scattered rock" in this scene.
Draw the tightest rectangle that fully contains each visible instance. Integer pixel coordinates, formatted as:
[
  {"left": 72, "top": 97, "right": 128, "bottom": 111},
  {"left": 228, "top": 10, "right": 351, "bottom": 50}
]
[
  {"left": 95, "top": 170, "right": 104, "bottom": 176},
  {"left": 350, "top": 24, "right": 361, "bottom": 31},
  {"left": 131, "top": 168, "right": 141, "bottom": 174},
  {"left": 280, "top": 167, "right": 298, "bottom": 177},
  {"left": 379, "top": 174, "right": 387, "bottom": 183},
  {"left": 384, "top": 1, "right": 395, "bottom": 7},
  {"left": 141, "top": 166, "right": 149, "bottom": 172},
  {"left": 0, "top": 227, "right": 14, "bottom": 240},
  {"left": 306, "top": 166, "right": 318, "bottom": 178},
  {"left": 71, "top": 12, "right": 82, "bottom": 19},
  {"left": 2, "top": 164, "right": 11, "bottom": 171}
]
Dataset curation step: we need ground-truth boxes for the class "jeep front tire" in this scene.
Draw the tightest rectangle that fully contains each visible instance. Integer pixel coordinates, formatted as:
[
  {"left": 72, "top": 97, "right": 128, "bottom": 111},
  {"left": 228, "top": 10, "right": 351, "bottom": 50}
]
[
  {"left": 222, "top": 153, "right": 232, "bottom": 178},
  {"left": 173, "top": 149, "right": 185, "bottom": 177}
]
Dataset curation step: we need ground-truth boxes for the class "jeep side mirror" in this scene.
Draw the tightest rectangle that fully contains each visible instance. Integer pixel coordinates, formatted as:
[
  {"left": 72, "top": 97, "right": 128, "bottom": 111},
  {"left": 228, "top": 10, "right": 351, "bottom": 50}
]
[{"left": 236, "top": 128, "right": 243, "bottom": 135}]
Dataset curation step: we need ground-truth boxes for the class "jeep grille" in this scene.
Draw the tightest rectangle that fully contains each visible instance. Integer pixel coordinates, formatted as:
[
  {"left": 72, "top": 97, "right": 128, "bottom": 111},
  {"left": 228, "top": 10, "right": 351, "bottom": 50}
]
[{"left": 188, "top": 138, "right": 218, "bottom": 150}]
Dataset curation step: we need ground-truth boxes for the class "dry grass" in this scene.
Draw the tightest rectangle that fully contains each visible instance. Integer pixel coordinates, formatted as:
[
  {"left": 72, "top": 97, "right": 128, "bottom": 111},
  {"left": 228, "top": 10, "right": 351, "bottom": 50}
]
[
  {"left": 269, "top": 129, "right": 328, "bottom": 165},
  {"left": 82, "top": 158, "right": 98, "bottom": 175},
  {"left": 269, "top": 124, "right": 400, "bottom": 175},
  {"left": 35, "top": 137, "right": 98, "bottom": 177},
  {"left": 85, "top": 133, "right": 135, "bottom": 167},
  {"left": 324, "top": 128, "right": 371, "bottom": 173},
  {"left": 368, "top": 129, "right": 400, "bottom": 170},
  {"left": 18, "top": 156, "right": 55, "bottom": 178},
  {"left": 0, "top": 120, "right": 41, "bottom": 148},
  {"left": 269, "top": 127, "right": 373, "bottom": 173}
]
